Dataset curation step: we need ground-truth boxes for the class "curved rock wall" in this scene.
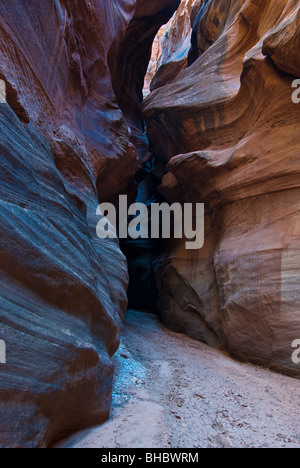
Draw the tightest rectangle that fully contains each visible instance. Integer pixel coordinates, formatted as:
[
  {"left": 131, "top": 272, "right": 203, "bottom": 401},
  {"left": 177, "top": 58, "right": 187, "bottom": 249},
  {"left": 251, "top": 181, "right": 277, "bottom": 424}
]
[
  {"left": 1, "top": 0, "right": 299, "bottom": 448},
  {"left": 111, "top": 0, "right": 181, "bottom": 166},
  {"left": 0, "top": 0, "right": 180, "bottom": 448},
  {"left": 149, "top": 0, "right": 202, "bottom": 93},
  {"left": 143, "top": 0, "right": 300, "bottom": 377},
  {"left": 144, "top": 0, "right": 201, "bottom": 95}
]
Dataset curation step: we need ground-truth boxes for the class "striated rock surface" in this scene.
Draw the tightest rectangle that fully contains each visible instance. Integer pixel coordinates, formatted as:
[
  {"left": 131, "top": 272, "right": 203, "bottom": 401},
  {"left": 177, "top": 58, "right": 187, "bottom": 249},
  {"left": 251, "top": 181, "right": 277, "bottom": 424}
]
[
  {"left": 0, "top": 0, "right": 132, "bottom": 448},
  {"left": 1, "top": 0, "right": 299, "bottom": 449},
  {"left": 144, "top": 0, "right": 201, "bottom": 95},
  {"left": 114, "top": 0, "right": 181, "bottom": 310},
  {"left": 144, "top": 0, "right": 300, "bottom": 377},
  {"left": 111, "top": 0, "right": 181, "bottom": 166},
  {"left": 143, "top": 23, "right": 170, "bottom": 97},
  {"left": 0, "top": 0, "right": 180, "bottom": 448},
  {"left": 262, "top": 7, "right": 300, "bottom": 77}
]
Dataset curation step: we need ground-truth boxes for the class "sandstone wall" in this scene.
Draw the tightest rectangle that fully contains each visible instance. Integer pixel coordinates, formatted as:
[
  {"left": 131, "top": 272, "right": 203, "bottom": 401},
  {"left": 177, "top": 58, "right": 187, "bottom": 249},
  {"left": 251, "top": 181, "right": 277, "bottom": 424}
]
[
  {"left": 144, "top": 0, "right": 300, "bottom": 377},
  {"left": 0, "top": 0, "right": 179, "bottom": 447}
]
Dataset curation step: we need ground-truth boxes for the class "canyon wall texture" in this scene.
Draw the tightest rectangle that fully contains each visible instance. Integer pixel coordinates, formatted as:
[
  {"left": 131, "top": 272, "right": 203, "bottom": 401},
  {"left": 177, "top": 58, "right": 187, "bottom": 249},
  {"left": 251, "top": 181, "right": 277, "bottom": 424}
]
[
  {"left": 1, "top": 0, "right": 299, "bottom": 449},
  {"left": 144, "top": 0, "right": 300, "bottom": 377},
  {"left": 145, "top": 0, "right": 201, "bottom": 94},
  {"left": 0, "top": 0, "right": 179, "bottom": 448}
]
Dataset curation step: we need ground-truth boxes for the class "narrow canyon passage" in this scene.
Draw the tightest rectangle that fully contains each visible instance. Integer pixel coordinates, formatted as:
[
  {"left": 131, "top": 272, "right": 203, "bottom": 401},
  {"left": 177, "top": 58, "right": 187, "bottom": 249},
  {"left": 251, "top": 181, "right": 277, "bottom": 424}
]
[{"left": 58, "top": 310, "right": 300, "bottom": 449}]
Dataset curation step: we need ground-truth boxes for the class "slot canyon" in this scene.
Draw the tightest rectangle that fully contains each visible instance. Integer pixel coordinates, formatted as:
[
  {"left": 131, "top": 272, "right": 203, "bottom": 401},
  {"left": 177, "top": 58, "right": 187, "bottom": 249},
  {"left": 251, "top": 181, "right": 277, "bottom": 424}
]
[{"left": 0, "top": 0, "right": 299, "bottom": 449}]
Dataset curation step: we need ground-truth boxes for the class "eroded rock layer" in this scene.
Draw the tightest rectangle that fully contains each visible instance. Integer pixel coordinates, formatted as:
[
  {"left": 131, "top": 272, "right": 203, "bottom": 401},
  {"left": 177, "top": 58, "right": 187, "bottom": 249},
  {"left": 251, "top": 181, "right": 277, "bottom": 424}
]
[
  {"left": 144, "top": 0, "right": 300, "bottom": 377},
  {"left": 0, "top": 0, "right": 179, "bottom": 447},
  {"left": 146, "top": 0, "right": 201, "bottom": 94}
]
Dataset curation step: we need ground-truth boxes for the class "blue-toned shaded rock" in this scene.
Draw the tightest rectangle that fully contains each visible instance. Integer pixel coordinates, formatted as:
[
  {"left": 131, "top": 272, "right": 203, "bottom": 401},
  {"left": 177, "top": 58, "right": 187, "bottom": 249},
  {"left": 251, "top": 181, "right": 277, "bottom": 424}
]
[{"left": 0, "top": 0, "right": 180, "bottom": 447}]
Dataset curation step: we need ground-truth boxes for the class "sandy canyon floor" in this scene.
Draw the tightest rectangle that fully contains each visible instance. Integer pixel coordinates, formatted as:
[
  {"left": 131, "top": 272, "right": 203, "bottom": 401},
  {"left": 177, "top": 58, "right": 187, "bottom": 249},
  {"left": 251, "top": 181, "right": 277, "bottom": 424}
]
[{"left": 57, "top": 310, "right": 300, "bottom": 449}]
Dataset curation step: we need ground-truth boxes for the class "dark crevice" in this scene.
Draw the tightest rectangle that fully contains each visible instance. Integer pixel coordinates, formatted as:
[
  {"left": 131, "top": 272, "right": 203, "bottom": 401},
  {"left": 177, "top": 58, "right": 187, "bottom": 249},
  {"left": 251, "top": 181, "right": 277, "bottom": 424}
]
[
  {"left": 120, "top": 161, "right": 169, "bottom": 313},
  {"left": 109, "top": 2, "right": 181, "bottom": 314}
]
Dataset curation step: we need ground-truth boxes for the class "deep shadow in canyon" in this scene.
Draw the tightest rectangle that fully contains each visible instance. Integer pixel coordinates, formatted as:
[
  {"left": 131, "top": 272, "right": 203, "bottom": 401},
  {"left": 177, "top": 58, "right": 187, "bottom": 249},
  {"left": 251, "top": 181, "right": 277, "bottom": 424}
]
[{"left": 120, "top": 163, "right": 169, "bottom": 314}]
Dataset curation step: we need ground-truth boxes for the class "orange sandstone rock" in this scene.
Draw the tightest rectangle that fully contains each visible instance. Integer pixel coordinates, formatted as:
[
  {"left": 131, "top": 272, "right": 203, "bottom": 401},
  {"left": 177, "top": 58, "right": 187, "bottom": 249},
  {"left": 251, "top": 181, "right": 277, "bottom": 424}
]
[{"left": 144, "top": 0, "right": 300, "bottom": 377}]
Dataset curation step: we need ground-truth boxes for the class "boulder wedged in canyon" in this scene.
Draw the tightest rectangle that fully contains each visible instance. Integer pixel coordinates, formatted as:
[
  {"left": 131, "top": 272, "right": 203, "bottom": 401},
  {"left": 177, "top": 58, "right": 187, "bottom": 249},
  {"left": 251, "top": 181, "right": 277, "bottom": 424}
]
[
  {"left": 143, "top": 0, "right": 300, "bottom": 377},
  {"left": 0, "top": 0, "right": 180, "bottom": 448}
]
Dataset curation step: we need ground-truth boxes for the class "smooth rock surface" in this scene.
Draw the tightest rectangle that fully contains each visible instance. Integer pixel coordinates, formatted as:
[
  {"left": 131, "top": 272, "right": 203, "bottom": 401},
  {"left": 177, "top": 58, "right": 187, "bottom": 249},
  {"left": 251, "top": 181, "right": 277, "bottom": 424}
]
[
  {"left": 0, "top": 0, "right": 134, "bottom": 448},
  {"left": 143, "top": 0, "right": 300, "bottom": 376},
  {"left": 0, "top": 0, "right": 180, "bottom": 448},
  {"left": 144, "top": 0, "right": 201, "bottom": 95},
  {"left": 112, "top": 0, "right": 181, "bottom": 166}
]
